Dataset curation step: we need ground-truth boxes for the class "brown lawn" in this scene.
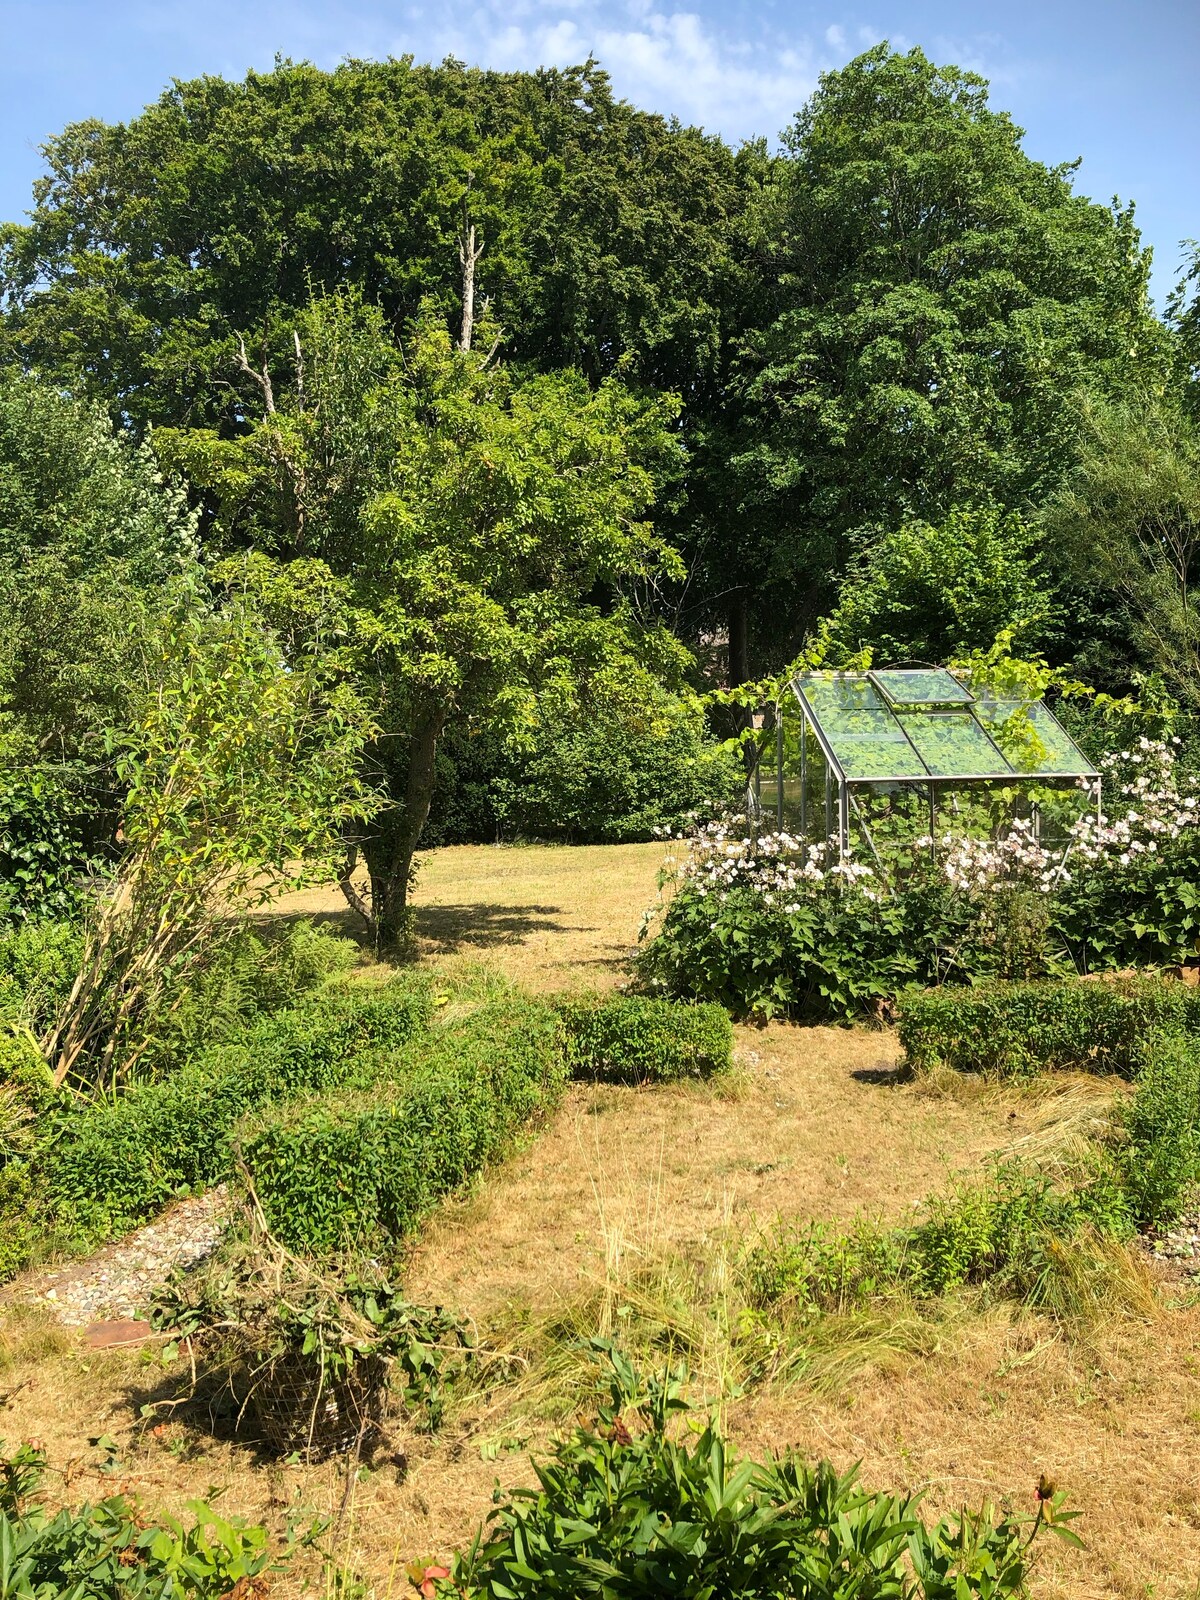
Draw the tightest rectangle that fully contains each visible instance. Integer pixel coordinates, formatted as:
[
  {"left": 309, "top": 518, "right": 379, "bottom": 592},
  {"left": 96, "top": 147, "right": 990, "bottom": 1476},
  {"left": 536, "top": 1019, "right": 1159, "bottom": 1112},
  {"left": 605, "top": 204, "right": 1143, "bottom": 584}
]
[{"left": 3, "top": 843, "right": 1199, "bottom": 1598}]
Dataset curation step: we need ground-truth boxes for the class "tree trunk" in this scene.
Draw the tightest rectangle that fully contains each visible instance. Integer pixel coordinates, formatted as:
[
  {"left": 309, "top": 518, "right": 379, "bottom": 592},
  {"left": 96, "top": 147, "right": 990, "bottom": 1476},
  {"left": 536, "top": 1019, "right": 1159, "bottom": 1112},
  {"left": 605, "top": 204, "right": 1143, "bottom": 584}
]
[
  {"left": 727, "top": 591, "right": 750, "bottom": 689},
  {"left": 458, "top": 224, "right": 483, "bottom": 353},
  {"left": 352, "top": 707, "right": 446, "bottom": 953}
]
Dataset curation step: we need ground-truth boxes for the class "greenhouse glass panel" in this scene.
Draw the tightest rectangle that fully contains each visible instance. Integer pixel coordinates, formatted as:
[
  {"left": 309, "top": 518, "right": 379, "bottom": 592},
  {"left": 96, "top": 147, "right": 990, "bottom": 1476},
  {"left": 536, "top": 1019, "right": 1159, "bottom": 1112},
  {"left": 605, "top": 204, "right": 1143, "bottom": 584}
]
[
  {"left": 869, "top": 668, "right": 973, "bottom": 707},
  {"left": 975, "top": 700, "right": 1096, "bottom": 777},
  {"left": 796, "top": 676, "right": 928, "bottom": 779},
  {"left": 897, "top": 709, "right": 1012, "bottom": 777}
]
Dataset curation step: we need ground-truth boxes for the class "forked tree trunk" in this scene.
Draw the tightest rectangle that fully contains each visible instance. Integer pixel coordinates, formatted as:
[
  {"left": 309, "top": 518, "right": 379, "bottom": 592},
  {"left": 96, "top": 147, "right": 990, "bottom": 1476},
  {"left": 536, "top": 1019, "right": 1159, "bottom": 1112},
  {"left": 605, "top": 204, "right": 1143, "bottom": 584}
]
[{"left": 340, "top": 708, "right": 446, "bottom": 952}]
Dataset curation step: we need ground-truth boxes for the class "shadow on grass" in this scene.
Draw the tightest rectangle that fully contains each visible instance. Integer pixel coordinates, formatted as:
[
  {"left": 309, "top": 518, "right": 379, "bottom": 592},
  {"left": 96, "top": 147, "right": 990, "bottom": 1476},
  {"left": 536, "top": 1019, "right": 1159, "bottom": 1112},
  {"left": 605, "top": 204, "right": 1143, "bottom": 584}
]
[
  {"left": 251, "top": 904, "right": 373, "bottom": 947},
  {"left": 414, "top": 901, "right": 568, "bottom": 954},
  {"left": 123, "top": 1364, "right": 275, "bottom": 1462},
  {"left": 850, "top": 1061, "right": 913, "bottom": 1088}
]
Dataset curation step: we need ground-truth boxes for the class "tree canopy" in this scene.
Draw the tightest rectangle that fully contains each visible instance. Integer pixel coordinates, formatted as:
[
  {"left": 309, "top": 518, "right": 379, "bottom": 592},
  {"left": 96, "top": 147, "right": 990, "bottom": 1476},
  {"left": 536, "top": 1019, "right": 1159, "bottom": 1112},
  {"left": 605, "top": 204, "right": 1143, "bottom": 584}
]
[
  {"left": 721, "top": 45, "right": 1169, "bottom": 669},
  {"left": 0, "top": 58, "right": 746, "bottom": 428},
  {"left": 171, "top": 292, "right": 686, "bottom": 943}
]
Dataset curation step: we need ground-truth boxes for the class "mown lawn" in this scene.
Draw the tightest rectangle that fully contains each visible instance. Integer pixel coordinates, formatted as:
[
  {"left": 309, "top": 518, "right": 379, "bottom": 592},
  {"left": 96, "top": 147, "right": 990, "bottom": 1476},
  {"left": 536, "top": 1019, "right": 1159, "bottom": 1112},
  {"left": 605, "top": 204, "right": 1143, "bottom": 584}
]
[{"left": 3, "top": 843, "right": 1199, "bottom": 1598}]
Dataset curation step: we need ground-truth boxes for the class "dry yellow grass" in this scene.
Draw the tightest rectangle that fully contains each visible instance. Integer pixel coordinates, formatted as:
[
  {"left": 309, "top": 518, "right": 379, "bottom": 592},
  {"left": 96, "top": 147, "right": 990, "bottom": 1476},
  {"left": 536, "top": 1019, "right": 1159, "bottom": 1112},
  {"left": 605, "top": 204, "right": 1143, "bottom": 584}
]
[
  {"left": 5, "top": 843, "right": 1200, "bottom": 1596},
  {"left": 276, "top": 840, "right": 666, "bottom": 992}
]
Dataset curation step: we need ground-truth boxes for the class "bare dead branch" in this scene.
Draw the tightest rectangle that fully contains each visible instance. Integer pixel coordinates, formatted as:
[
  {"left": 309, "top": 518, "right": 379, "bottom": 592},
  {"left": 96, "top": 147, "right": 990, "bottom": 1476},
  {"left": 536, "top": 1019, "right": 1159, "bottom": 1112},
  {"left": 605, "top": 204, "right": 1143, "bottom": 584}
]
[{"left": 235, "top": 336, "right": 276, "bottom": 415}]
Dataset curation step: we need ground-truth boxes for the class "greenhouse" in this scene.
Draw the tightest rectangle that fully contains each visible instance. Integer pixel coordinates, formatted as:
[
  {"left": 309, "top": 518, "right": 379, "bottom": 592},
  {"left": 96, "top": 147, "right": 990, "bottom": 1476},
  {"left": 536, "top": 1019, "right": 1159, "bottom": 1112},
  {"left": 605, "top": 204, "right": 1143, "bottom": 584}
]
[{"left": 755, "top": 668, "right": 1101, "bottom": 862}]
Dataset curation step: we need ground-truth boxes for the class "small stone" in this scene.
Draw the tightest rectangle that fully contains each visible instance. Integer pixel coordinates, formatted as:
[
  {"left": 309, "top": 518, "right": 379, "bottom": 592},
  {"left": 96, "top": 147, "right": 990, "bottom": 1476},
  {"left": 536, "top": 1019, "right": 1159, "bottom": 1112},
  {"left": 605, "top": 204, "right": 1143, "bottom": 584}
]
[{"left": 83, "top": 1319, "right": 153, "bottom": 1349}]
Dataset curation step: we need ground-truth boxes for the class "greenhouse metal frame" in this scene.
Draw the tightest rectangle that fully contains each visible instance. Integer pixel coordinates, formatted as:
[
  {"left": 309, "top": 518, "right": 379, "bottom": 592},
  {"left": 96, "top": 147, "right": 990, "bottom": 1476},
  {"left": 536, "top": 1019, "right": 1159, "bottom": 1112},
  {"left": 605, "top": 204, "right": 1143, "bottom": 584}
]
[{"left": 757, "top": 667, "right": 1101, "bottom": 862}]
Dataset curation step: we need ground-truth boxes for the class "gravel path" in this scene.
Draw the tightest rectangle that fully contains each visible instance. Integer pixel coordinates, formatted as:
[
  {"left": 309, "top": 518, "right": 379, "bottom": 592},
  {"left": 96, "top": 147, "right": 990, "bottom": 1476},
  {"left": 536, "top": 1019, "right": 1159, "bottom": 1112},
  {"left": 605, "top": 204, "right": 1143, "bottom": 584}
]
[
  {"left": 1149, "top": 1211, "right": 1200, "bottom": 1266},
  {"left": 8, "top": 1188, "right": 230, "bottom": 1327}
]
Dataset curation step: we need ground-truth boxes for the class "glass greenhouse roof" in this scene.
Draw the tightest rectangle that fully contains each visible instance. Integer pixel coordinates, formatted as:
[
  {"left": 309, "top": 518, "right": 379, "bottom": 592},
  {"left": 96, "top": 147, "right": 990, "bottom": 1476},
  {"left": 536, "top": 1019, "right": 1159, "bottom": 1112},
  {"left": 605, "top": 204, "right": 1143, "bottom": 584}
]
[
  {"left": 792, "top": 671, "right": 1098, "bottom": 784},
  {"left": 868, "top": 668, "right": 973, "bottom": 707}
]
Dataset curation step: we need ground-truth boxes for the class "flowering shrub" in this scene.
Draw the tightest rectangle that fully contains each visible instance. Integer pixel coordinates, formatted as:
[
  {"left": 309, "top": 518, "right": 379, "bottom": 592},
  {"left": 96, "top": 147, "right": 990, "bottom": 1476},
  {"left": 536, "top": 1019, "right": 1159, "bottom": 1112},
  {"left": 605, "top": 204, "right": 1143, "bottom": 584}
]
[{"left": 635, "top": 740, "right": 1200, "bottom": 1019}]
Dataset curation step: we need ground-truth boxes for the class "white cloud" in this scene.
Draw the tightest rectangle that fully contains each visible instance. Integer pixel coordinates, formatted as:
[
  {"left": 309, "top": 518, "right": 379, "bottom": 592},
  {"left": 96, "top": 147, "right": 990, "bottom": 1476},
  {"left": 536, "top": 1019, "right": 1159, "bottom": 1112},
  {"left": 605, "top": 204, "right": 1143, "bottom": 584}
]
[
  {"left": 92, "top": 2, "right": 1020, "bottom": 148},
  {"left": 408, "top": 4, "right": 821, "bottom": 140}
]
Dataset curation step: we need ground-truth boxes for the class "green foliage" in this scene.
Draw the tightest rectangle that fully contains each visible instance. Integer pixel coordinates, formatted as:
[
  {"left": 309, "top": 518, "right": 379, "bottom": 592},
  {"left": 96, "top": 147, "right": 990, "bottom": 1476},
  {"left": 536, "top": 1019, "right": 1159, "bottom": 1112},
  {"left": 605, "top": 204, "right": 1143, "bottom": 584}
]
[
  {"left": 911, "top": 1167, "right": 1132, "bottom": 1299},
  {"left": 447, "top": 1352, "right": 1072, "bottom": 1597},
  {"left": 0, "top": 1438, "right": 303, "bottom": 1600},
  {"left": 557, "top": 996, "right": 732, "bottom": 1084},
  {"left": 43, "top": 602, "right": 376, "bottom": 1089},
  {"left": 825, "top": 506, "right": 1052, "bottom": 666},
  {"left": 136, "top": 918, "right": 358, "bottom": 1077},
  {"left": 898, "top": 976, "right": 1200, "bottom": 1079},
  {"left": 425, "top": 635, "right": 738, "bottom": 847},
  {"left": 1044, "top": 393, "right": 1200, "bottom": 703},
  {"left": 748, "top": 1161, "right": 1135, "bottom": 1322},
  {"left": 239, "top": 993, "right": 567, "bottom": 1254},
  {"left": 179, "top": 291, "right": 686, "bottom": 946},
  {"left": 44, "top": 978, "right": 431, "bottom": 1245},
  {"left": 0, "top": 919, "right": 81, "bottom": 1038},
  {"left": 744, "top": 1220, "right": 908, "bottom": 1316},
  {"left": 724, "top": 45, "right": 1166, "bottom": 669},
  {"left": 0, "top": 372, "right": 197, "bottom": 768},
  {"left": 0, "top": 760, "right": 108, "bottom": 926},
  {"left": 150, "top": 1240, "right": 471, "bottom": 1438},
  {"left": 635, "top": 870, "right": 979, "bottom": 1022},
  {"left": 0, "top": 61, "right": 744, "bottom": 427},
  {"left": 494, "top": 700, "right": 738, "bottom": 846},
  {"left": 1118, "top": 1029, "right": 1200, "bottom": 1228}
]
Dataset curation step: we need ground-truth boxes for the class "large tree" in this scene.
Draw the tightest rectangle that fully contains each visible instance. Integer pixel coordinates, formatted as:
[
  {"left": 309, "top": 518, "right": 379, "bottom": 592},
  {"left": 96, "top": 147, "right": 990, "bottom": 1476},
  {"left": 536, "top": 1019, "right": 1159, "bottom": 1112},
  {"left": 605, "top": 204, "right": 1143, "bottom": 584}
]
[
  {"left": 168, "top": 292, "right": 685, "bottom": 946},
  {"left": 0, "top": 58, "right": 746, "bottom": 429},
  {"left": 1045, "top": 393, "right": 1200, "bottom": 703},
  {"left": 721, "top": 45, "right": 1169, "bottom": 673}
]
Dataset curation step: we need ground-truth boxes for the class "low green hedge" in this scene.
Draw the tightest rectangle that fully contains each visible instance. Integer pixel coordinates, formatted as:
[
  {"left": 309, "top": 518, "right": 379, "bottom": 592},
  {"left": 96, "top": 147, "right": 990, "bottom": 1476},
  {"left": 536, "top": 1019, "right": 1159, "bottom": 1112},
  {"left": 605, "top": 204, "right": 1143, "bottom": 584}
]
[
  {"left": 238, "top": 995, "right": 567, "bottom": 1254},
  {"left": 557, "top": 996, "right": 733, "bottom": 1084},
  {"left": 46, "top": 978, "right": 431, "bottom": 1238},
  {"left": 898, "top": 975, "right": 1200, "bottom": 1078},
  {"left": 1119, "top": 1028, "right": 1200, "bottom": 1227}
]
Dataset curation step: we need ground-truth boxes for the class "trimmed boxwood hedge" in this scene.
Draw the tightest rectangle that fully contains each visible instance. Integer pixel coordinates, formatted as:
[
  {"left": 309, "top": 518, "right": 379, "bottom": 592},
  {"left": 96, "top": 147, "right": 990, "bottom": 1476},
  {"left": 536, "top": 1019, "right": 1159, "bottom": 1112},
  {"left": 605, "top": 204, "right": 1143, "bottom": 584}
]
[
  {"left": 899, "top": 975, "right": 1200, "bottom": 1079},
  {"left": 557, "top": 995, "right": 732, "bottom": 1084},
  {"left": 46, "top": 978, "right": 431, "bottom": 1237},
  {"left": 238, "top": 995, "right": 568, "bottom": 1254}
]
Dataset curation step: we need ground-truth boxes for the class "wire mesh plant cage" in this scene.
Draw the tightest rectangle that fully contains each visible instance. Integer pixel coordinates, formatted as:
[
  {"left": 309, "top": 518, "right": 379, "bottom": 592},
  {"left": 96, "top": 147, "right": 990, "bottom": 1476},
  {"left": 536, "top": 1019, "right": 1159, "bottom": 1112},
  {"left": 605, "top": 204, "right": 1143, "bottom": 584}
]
[
  {"left": 248, "top": 1348, "right": 391, "bottom": 1460},
  {"left": 752, "top": 666, "right": 1101, "bottom": 870}
]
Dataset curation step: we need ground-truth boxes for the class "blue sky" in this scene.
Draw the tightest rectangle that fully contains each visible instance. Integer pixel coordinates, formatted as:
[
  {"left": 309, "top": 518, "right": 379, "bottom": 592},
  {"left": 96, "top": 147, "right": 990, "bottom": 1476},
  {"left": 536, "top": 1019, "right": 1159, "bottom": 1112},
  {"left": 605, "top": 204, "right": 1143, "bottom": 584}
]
[{"left": 2, "top": 0, "right": 1196, "bottom": 307}]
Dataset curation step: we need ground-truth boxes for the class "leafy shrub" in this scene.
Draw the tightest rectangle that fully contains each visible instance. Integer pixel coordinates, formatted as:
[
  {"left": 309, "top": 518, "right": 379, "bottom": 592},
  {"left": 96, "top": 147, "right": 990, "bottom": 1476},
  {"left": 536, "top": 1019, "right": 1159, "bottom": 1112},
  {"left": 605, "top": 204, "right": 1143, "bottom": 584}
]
[
  {"left": 637, "top": 738, "right": 1200, "bottom": 1020},
  {"left": 557, "top": 996, "right": 732, "bottom": 1083},
  {"left": 1118, "top": 1028, "right": 1200, "bottom": 1227},
  {"left": 0, "top": 1438, "right": 304, "bottom": 1600},
  {"left": 496, "top": 715, "right": 739, "bottom": 845},
  {"left": 747, "top": 1162, "right": 1135, "bottom": 1318},
  {"left": 744, "top": 1218, "right": 908, "bottom": 1315},
  {"left": 899, "top": 975, "right": 1200, "bottom": 1078},
  {"left": 423, "top": 697, "right": 739, "bottom": 847},
  {"left": 0, "top": 918, "right": 82, "bottom": 1035},
  {"left": 240, "top": 994, "right": 567, "bottom": 1254},
  {"left": 138, "top": 917, "right": 359, "bottom": 1075},
  {"left": 444, "top": 1351, "right": 1075, "bottom": 1598},
  {"left": 0, "top": 760, "right": 109, "bottom": 926},
  {"left": 636, "top": 878, "right": 927, "bottom": 1021},
  {"left": 150, "top": 1234, "right": 471, "bottom": 1451},
  {"left": 910, "top": 1166, "right": 1133, "bottom": 1299},
  {"left": 45, "top": 977, "right": 431, "bottom": 1242}
]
